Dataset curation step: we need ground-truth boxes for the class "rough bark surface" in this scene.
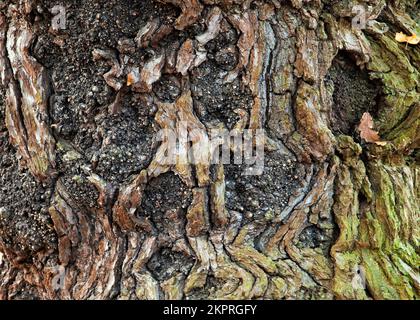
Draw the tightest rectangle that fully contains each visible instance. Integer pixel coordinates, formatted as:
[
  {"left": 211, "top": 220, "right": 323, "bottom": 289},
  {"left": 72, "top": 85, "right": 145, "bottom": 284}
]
[{"left": 0, "top": 0, "right": 418, "bottom": 300}]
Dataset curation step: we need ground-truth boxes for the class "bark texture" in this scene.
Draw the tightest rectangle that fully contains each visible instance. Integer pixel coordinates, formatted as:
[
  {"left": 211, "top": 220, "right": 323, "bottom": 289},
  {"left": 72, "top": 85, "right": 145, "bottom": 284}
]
[{"left": 0, "top": 0, "right": 419, "bottom": 300}]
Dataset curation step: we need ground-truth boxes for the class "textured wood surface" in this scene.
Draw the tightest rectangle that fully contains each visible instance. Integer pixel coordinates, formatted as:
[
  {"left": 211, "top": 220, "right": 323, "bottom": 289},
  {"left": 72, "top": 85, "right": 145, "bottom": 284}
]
[{"left": 0, "top": 0, "right": 418, "bottom": 300}]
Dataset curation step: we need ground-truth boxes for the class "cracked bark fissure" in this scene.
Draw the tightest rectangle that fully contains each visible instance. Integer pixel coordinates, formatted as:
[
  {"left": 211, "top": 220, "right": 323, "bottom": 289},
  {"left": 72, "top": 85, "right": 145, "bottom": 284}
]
[{"left": 0, "top": 0, "right": 418, "bottom": 300}]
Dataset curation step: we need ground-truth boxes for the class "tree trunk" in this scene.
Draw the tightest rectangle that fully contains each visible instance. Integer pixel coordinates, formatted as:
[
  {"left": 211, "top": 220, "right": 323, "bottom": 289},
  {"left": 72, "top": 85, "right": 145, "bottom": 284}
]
[{"left": 0, "top": 0, "right": 418, "bottom": 300}]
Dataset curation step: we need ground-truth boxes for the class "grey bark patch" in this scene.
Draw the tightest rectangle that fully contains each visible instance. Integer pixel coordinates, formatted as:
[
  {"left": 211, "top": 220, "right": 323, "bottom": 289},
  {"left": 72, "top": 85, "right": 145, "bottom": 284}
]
[
  {"left": 94, "top": 101, "right": 155, "bottom": 184},
  {"left": 224, "top": 151, "right": 302, "bottom": 222},
  {"left": 147, "top": 247, "right": 194, "bottom": 282},
  {"left": 0, "top": 141, "right": 56, "bottom": 257},
  {"left": 298, "top": 225, "right": 332, "bottom": 251},
  {"left": 138, "top": 172, "right": 192, "bottom": 231},
  {"left": 153, "top": 74, "right": 181, "bottom": 103},
  {"left": 190, "top": 60, "right": 253, "bottom": 129}
]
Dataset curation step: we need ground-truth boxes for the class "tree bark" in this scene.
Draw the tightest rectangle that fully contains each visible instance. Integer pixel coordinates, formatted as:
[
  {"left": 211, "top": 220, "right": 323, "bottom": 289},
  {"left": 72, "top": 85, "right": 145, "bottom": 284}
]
[{"left": 0, "top": 0, "right": 418, "bottom": 300}]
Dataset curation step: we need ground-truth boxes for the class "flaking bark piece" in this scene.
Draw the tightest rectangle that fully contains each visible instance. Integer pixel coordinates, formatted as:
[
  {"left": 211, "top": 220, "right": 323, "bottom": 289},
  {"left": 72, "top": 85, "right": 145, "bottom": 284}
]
[
  {"left": 92, "top": 48, "right": 123, "bottom": 91},
  {"left": 135, "top": 18, "right": 161, "bottom": 48},
  {"left": 186, "top": 188, "right": 210, "bottom": 237},
  {"left": 196, "top": 7, "right": 223, "bottom": 45},
  {"left": 113, "top": 170, "right": 149, "bottom": 232},
  {"left": 128, "top": 53, "right": 165, "bottom": 93},
  {"left": 225, "top": 11, "right": 257, "bottom": 83},
  {"left": 395, "top": 32, "right": 420, "bottom": 45},
  {"left": 176, "top": 39, "right": 195, "bottom": 76},
  {"left": 358, "top": 112, "right": 387, "bottom": 146},
  {"left": 5, "top": 19, "right": 57, "bottom": 182},
  {"left": 157, "top": 0, "right": 203, "bottom": 30}
]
